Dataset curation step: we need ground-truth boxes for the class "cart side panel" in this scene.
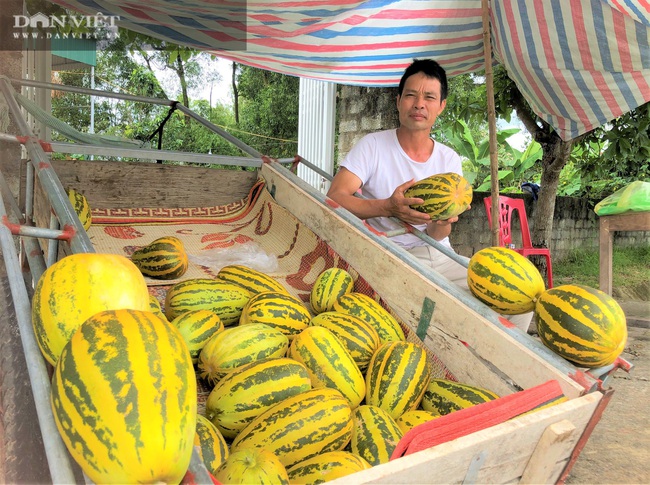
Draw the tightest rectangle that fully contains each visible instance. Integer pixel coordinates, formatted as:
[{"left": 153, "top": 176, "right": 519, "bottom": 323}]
[
  {"left": 328, "top": 392, "right": 601, "bottom": 484},
  {"left": 47, "top": 159, "right": 259, "bottom": 209},
  {"left": 31, "top": 160, "right": 259, "bottom": 257},
  {"left": 260, "top": 162, "right": 595, "bottom": 398}
]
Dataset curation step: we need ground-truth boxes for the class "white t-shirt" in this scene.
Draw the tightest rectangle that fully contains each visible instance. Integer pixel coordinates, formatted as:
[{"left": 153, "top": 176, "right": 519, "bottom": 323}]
[{"left": 340, "top": 129, "right": 463, "bottom": 249}]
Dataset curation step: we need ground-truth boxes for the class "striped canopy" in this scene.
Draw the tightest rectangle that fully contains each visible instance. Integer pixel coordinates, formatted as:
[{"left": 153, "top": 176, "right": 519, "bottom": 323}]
[{"left": 50, "top": 0, "right": 650, "bottom": 140}]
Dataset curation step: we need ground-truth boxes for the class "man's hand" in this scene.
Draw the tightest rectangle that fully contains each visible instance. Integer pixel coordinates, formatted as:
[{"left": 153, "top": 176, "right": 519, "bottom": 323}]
[
  {"left": 387, "top": 179, "right": 431, "bottom": 225},
  {"left": 426, "top": 216, "right": 459, "bottom": 240}
]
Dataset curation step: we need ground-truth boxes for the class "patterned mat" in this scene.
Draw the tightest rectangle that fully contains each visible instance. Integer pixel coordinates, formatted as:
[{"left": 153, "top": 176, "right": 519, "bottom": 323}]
[{"left": 89, "top": 179, "right": 365, "bottom": 297}]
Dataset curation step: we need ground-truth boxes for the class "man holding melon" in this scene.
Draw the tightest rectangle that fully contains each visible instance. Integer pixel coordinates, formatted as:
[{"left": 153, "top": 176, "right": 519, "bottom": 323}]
[{"left": 327, "top": 59, "right": 533, "bottom": 331}]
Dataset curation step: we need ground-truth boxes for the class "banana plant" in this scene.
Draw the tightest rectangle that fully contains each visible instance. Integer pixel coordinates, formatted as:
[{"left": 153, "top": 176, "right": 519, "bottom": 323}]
[{"left": 443, "top": 119, "right": 541, "bottom": 190}]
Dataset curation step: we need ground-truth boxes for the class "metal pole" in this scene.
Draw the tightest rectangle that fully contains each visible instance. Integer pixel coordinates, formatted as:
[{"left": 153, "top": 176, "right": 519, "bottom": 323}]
[
  {"left": 8, "top": 77, "right": 264, "bottom": 159},
  {"left": 482, "top": 0, "right": 501, "bottom": 247},
  {"left": 46, "top": 214, "right": 60, "bottom": 268},
  {"left": 0, "top": 78, "right": 97, "bottom": 255},
  {"left": 20, "top": 149, "right": 49, "bottom": 282},
  {"left": 9, "top": 77, "right": 174, "bottom": 106},
  {"left": 0, "top": 197, "right": 78, "bottom": 484},
  {"left": 90, "top": 66, "right": 95, "bottom": 161},
  {"left": 52, "top": 141, "right": 263, "bottom": 167},
  {"left": 0, "top": 162, "right": 24, "bottom": 218},
  {"left": 287, "top": 156, "right": 334, "bottom": 182}
]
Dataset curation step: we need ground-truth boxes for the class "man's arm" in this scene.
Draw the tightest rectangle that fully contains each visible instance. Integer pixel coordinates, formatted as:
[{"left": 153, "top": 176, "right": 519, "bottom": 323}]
[{"left": 326, "top": 167, "right": 431, "bottom": 226}]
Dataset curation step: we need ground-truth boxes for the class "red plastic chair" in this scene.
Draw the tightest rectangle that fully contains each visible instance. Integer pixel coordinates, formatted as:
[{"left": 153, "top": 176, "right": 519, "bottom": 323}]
[{"left": 483, "top": 195, "right": 553, "bottom": 288}]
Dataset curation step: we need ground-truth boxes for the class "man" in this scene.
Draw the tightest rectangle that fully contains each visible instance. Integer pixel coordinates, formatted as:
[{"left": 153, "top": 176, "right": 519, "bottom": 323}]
[
  {"left": 327, "top": 59, "right": 532, "bottom": 331},
  {"left": 327, "top": 58, "right": 468, "bottom": 286}
]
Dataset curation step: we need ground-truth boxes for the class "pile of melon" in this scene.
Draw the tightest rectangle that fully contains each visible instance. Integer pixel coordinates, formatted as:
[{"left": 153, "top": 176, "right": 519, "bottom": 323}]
[
  {"left": 467, "top": 246, "right": 628, "bottom": 368},
  {"left": 32, "top": 253, "right": 504, "bottom": 484}
]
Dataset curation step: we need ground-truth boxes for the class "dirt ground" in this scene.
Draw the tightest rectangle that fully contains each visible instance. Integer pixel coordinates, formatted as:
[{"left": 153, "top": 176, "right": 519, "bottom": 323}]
[{"left": 564, "top": 324, "right": 650, "bottom": 485}]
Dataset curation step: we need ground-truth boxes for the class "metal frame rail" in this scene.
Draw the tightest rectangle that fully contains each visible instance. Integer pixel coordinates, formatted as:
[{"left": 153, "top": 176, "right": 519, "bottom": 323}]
[{"left": 0, "top": 77, "right": 89, "bottom": 484}]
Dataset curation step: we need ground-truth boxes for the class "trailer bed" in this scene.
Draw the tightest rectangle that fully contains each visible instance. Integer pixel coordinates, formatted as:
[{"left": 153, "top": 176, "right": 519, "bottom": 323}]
[{"left": 11, "top": 157, "right": 612, "bottom": 483}]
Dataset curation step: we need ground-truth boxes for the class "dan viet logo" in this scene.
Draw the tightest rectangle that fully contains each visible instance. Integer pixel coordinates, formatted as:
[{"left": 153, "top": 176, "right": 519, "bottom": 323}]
[{"left": 13, "top": 12, "right": 120, "bottom": 40}]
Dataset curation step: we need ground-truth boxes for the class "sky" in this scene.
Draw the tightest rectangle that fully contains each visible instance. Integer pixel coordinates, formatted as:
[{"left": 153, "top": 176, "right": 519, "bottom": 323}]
[
  {"left": 151, "top": 54, "right": 234, "bottom": 106},
  {"left": 499, "top": 118, "right": 529, "bottom": 151}
]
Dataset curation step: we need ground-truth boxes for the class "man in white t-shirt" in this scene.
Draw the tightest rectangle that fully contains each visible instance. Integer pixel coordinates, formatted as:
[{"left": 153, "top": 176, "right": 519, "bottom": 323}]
[{"left": 327, "top": 59, "right": 532, "bottom": 331}]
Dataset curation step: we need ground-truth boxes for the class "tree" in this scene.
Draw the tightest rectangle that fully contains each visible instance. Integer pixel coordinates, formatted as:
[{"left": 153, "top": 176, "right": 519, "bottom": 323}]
[
  {"left": 234, "top": 65, "right": 299, "bottom": 158},
  {"left": 442, "top": 119, "right": 541, "bottom": 189},
  {"left": 571, "top": 102, "right": 650, "bottom": 198},
  {"left": 492, "top": 66, "right": 650, "bottom": 253},
  {"left": 50, "top": 30, "right": 253, "bottom": 160}
]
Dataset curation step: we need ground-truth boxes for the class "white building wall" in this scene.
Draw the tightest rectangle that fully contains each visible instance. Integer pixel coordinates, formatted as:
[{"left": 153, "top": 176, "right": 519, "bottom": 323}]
[{"left": 297, "top": 77, "right": 336, "bottom": 193}]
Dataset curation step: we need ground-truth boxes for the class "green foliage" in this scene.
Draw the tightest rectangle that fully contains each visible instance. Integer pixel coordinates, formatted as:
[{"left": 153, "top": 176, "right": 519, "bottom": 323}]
[
  {"left": 443, "top": 119, "right": 541, "bottom": 190},
  {"left": 444, "top": 68, "right": 650, "bottom": 200},
  {"left": 438, "top": 73, "right": 488, "bottom": 146},
  {"left": 567, "top": 102, "right": 650, "bottom": 199},
  {"left": 50, "top": 33, "right": 247, "bottom": 160},
  {"left": 440, "top": 70, "right": 543, "bottom": 193},
  {"left": 235, "top": 65, "right": 299, "bottom": 157}
]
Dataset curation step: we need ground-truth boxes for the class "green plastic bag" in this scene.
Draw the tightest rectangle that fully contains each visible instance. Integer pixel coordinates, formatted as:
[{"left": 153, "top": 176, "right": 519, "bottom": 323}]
[{"left": 594, "top": 181, "right": 650, "bottom": 216}]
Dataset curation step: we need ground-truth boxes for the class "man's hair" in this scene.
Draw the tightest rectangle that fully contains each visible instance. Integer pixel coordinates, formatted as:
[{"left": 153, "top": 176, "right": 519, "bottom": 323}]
[{"left": 398, "top": 59, "right": 448, "bottom": 100}]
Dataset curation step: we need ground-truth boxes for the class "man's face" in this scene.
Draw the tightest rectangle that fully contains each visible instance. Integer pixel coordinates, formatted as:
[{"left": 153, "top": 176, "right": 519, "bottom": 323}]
[{"left": 397, "top": 72, "right": 446, "bottom": 133}]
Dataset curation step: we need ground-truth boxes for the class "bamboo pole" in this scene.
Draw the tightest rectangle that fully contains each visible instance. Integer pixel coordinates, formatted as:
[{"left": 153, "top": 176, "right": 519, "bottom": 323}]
[{"left": 481, "top": 0, "right": 501, "bottom": 247}]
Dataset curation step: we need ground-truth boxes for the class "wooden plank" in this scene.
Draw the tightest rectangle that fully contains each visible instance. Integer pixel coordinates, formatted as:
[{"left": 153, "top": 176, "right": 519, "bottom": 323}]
[
  {"left": 327, "top": 393, "right": 600, "bottom": 485},
  {"left": 520, "top": 420, "right": 577, "bottom": 484},
  {"left": 599, "top": 217, "right": 614, "bottom": 295},
  {"left": 601, "top": 211, "right": 650, "bottom": 231},
  {"left": 50, "top": 159, "right": 258, "bottom": 209},
  {"left": 261, "top": 163, "right": 595, "bottom": 398},
  {"left": 30, "top": 159, "right": 258, "bottom": 260},
  {"left": 599, "top": 212, "right": 650, "bottom": 295}
]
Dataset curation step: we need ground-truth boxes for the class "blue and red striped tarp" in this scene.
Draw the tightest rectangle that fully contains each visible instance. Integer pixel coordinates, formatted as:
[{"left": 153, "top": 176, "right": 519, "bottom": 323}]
[{"left": 49, "top": 0, "right": 649, "bottom": 140}]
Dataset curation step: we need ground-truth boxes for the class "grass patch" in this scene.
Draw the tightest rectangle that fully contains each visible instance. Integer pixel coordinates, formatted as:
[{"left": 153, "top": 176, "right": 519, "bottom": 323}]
[{"left": 554, "top": 245, "right": 650, "bottom": 299}]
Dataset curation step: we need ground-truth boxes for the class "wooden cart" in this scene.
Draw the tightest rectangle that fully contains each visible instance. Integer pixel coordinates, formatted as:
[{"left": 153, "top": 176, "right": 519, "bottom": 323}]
[{"left": 0, "top": 79, "right": 627, "bottom": 484}]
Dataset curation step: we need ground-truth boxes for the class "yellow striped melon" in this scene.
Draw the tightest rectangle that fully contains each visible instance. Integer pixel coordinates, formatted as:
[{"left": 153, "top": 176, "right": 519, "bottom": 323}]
[
  {"left": 231, "top": 388, "right": 353, "bottom": 468},
  {"left": 171, "top": 310, "right": 224, "bottom": 364},
  {"left": 421, "top": 379, "right": 499, "bottom": 415},
  {"left": 240, "top": 291, "right": 311, "bottom": 339},
  {"left": 194, "top": 414, "right": 229, "bottom": 476},
  {"left": 366, "top": 341, "right": 431, "bottom": 419},
  {"left": 131, "top": 236, "right": 189, "bottom": 280},
  {"left": 395, "top": 410, "right": 440, "bottom": 434},
  {"left": 31, "top": 253, "right": 150, "bottom": 366},
  {"left": 215, "top": 448, "right": 289, "bottom": 485},
  {"left": 50, "top": 309, "right": 196, "bottom": 484},
  {"left": 310, "top": 267, "right": 354, "bottom": 314},
  {"left": 164, "top": 278, "right": 251, "bottom": 324},
  {"left": 332, "top": 292, "right": 405, "bottom": 344},
  {"left": 403, "top": 172, "right": 473, "bottom": 220},
  {"left": 289, "top": 326, "right": 366, "bottom": 408},
  {"left": 350, "top": 405, "right": 403, "bottom": 466},
  {"left": 467, "top": 246, "right": 545, "bottom": 314},
  {"left": 286, "top": 451, "right": 372, "bottom": 484},
  {"left": 309, "top": 311, "right": 380, "bottom": 372},
  {"left": 205, "top": 357, "right": 312, "bottom": 439},
  {"left": 535, "top": 284, "right": 627, "bottom": 367},
  {"left": 198, "top": 323, "right": 289, "bottom": 385},
  {"left": 148, "top": 294, "right": 168, "bottom": 321},
  {"left": 217, "top": 264, "right": 288, "bottom": 295},
  {"left": 66, "top": 187, "right": 92, "bottom": 230}
]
